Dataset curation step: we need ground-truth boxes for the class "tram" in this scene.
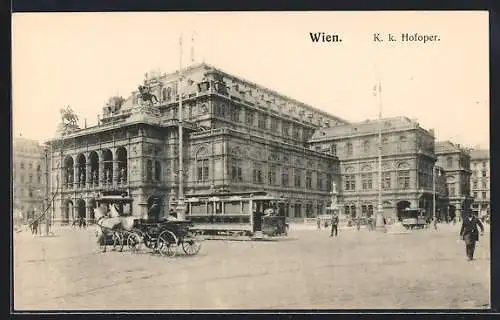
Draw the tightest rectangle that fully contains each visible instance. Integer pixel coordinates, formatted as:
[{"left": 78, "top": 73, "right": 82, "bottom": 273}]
[
  {"left": 400, "top": 208, "right": 427, "bottom": 230},
  {"left": 174, "top": 191, "right": 289, "bottom": 239}
]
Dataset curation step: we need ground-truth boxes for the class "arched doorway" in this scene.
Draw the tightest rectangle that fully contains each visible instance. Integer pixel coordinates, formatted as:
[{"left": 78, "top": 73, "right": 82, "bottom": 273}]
[
  {"left": 116, "top": 147, "right": 128, "bottom": 185},
  {"left": 88, "top": 198, "right": 97, "bottom": 222},
  {"left": 63, "top": 199, "right": 73, "bottom": 223},
  {"left": 63, "top": 156, "right": 74, "bottom": 188},
  {"left": 396, "top": 201, "right": 411, "bottom": 221},
  {"left": 89, "top": 151, "right": 99, "bottom": 186},
  {"left": 102, "top": 149, "right": 113, "bottom": 184},
  {"left": 76, "top": 199, "right": 86, "bottom": 219}
]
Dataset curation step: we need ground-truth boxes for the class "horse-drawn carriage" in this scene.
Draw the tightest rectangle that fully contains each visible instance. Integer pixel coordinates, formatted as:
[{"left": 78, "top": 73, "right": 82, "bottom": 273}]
[{"left": 94, "top": 194, "right": 201, "bottom": 257}]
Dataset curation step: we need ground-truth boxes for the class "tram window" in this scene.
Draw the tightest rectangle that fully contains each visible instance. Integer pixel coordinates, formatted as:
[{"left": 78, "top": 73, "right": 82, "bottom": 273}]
[{"left": 225, "top": 202, "right": 241, "bottom": 214}]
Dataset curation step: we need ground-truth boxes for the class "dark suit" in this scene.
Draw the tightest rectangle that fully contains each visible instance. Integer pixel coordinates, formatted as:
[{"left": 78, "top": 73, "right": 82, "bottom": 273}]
[
  {"left": 330, "top": 216, "right": 339, "bottom": 237},
  {"left": 460, "top": 216, "right": 484, "bottom": 260},
  {"left": 148, "top": 203, "right": 161, "bottom": 222}
]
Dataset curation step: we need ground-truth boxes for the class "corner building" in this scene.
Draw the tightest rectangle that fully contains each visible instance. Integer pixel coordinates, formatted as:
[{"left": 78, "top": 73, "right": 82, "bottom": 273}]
[
  {"left": 469, "top": 148, "right": 490, "bottom": 215},
  {"left": 48, "top": 63, "right": 346, "bottom": 224},
  {"left": 435, "top": 141, "right": 473, "bottom": 220},
  {"left": 308, "top": 117, "right": 439, "bottom": 220}
]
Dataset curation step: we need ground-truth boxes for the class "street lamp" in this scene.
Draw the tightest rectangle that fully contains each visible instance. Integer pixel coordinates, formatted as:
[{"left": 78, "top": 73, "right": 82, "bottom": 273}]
[
  {"left": 175, "top": 35, "right": 186, "bottom": 221},
  {"left": 43, "top": 147, "right": 50, "bottom": 235},
  {"left": 432, "top": 165, "right": 437, "bottom": 222}
]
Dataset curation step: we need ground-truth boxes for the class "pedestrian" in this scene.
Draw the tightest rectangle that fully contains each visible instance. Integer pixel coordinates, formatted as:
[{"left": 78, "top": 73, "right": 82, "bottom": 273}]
[
  {"left": 356, "top": 217, "right": 361, "bottom": 231},
  {"left": 317, "top": 216, "right": 321, "bottom": 230},
  {"left": 32, "top": 219, "right": 38, "bottom": 235},
  {"left": 330, "top": 214, "right": 339, "bottom": 237},
  {"left": 460, "top": 210, "right": 485, "bottom": 261},
  {"left": 433, "top": 217, "right": 438, "bottom": 230}
]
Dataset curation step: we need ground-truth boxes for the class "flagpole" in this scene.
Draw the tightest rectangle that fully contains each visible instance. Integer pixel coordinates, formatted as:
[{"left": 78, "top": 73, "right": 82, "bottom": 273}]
[{"left": 176, "top": 35, "right": 186, "bottom": 220}]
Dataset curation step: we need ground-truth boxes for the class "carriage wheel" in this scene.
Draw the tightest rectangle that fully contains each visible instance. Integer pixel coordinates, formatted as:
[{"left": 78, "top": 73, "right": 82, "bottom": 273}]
[
  {"left": 111, "top": 231, "right": 124, "bottom": 252},
  {"left": 157, "top": 230, "right": 177, "bottom": 257},
  {"left": 181, "top": 239, "right": 201, "bottom": 256},
  {"left": 127, "top": 231, "right": 144, "bottom": 254}
]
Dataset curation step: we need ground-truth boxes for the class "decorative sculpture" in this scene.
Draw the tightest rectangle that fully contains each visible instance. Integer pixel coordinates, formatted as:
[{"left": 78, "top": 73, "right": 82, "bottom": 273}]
[{"left": 137, "top": 84, "right": 158, "bottom": 106}]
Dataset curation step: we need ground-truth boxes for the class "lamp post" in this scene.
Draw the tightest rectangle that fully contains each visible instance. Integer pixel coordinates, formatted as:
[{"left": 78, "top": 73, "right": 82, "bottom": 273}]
[
  {"left": 44, "top": 146, "right": 50, "bottom": 235},
  {"left": 176, "top": 35, "right": 186, "bottom": 221},
  {"left": 374, "top": 79, "right": 385, "bottom": 230},
  {"left": 432, "top": 165, "right": 436, "bottom": 222}
]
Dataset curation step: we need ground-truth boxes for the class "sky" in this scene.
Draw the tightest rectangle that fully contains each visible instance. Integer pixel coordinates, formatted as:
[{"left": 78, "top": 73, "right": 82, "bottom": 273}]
[{"left": 12, "top": 11, "right": 489, "bottom": 149}]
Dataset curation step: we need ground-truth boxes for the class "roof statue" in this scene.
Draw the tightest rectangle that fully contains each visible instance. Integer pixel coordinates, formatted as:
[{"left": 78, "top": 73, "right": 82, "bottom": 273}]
[
  {"left": 56, "top": 105, "right": 80, "bottom": 136},
  {"left": 137, "top": 82, "right": 158, "bottom": 107}
]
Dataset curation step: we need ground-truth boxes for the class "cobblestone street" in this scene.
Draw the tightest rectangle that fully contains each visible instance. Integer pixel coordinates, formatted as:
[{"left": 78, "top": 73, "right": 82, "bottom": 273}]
[{"left": 13, "top": 224, "right": 490, "bottom": 310}]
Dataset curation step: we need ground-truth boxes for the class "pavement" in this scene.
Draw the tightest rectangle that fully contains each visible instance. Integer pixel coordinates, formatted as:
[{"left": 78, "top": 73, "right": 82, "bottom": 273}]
[{"left": 13, "top": 223, "right": 490, "bottom": 310}]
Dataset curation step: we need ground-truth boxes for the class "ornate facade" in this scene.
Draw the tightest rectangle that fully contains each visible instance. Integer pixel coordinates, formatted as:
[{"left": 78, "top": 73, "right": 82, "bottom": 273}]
[
  {"left": 308, "top": 117, "right": 442, "bottom": 220},
  {"left": 12, "top": 137, "right": 46, "bottom": 221},
  {"left": 47, "top": 63, "right": 344, "bottom": 224},
  {"left": 469, "top": 148, "right": 489, "bottom": 215},
  {"left": 435, "top": 141, "right": 473, "bottom": 220}
]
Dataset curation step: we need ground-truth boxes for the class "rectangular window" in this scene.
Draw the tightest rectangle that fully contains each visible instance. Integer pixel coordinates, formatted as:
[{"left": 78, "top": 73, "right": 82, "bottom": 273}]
[
  {"left": 482, "top": 170, "right": 487, "bottom": 177},
  {"left": 292, "top": 125, "right": 300, "bottom": 139},
  {"left": 231, "top": 159, "right": 243, "bottom": 182},
  {"left": 317, "top": 172, "right": 323, "bottom": 190},
  {"left": 253, "top": 163, "right": 263, "bottom": 184},
  {"left": 246, "top": 110, "right": 254, "bottom": 126},
  {"left": 258, "top": 113, "right": 267, "bottom": 129},
  {"left": 382, "top": 172, "right": 391, "bottom": 189},
  {"left": 361, "top": 173, "right": 373, "bottom": 190},
  {"left": 282, "top": 167, "right": 289, "bottom": 187},
  {"left": 282, "top": 122, "right": 290, "bottom": 136},
  {"left": 270, "top": 117, "right": 278, "bottom": 132},
  {"left": 482, "top": 192, "right": 487, "bottom": 199},
  {"left": 231, "top": 106, "right": 240, "bottom": 122},
  {"left": 146, "top": 160, "right": 153, "bottom": 182},
  {"left": 306, "top": 171, "right": 312, "bottom": 188},
  {"left": 330, "top": 144, "right": 337, "bottom": 155},
  {"left": 473, "top": 192, "right": 478, "bottom": 198},
  {"left": 294, "top": 169, "right": 302, "bottom": 188},
  {"left": 196, "top": 159, "right": 209, "bottom": 182},
  {"left": 268, "top": 165, "right": 277, "bottom": 185},
  {"left": 326, "top": 174, "right": 333, "bottom": 192},
  {"left": 345, "top": 174, "right": 356, "bottom": 191},
  {"left": 482, "top": 182, "right": 487, "bottom": 189},
  {"left": 397, "top": 170, "right": 410, "bottom": 189},
  {"left": 473, "top": 181, "right": 478, "bottom": 189},
  {"left": 154, "top": 161, "right": 161, "bottom": 182}
]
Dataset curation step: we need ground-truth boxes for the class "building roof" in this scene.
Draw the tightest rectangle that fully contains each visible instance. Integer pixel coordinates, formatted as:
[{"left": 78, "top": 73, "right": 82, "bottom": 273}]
[
  {"left": 435, "top": 140, "right": 462, "bottom": 154},
  {"left": 309, "top": 116, "right": 432, "bottom": 141},
  {"left": 469, "top": 148, "right": 489, "bottom": 160}
]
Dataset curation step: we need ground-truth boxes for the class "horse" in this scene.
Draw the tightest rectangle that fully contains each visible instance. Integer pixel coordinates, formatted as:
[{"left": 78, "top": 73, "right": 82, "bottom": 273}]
[
  {"left": 93, "top": 205, "right": 138, "bottom": 247},
  {"left": 138, "top": 85, "right": 158, "bottom": 105}
]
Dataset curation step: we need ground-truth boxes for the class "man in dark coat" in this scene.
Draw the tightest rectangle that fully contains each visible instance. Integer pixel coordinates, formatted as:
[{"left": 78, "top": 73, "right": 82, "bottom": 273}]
[
  {"left": 460, "top": 210, "right": 484, "bottom": 261},
  {"left": 330, "top": 214, "right": 339, "bottom": 237},
  {"left": 148, "top": 199, "right": 161, "bottom": 222}
]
